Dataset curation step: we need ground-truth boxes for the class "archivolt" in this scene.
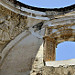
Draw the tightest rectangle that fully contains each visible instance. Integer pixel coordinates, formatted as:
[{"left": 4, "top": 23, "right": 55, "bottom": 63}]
[{"left": 49, "top": 28, "right": 75, "bottom": 44}]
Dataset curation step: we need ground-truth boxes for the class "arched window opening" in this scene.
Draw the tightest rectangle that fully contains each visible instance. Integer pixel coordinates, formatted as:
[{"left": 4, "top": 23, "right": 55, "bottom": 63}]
[{"left": 56, "top": 41, "right": 75, "bottom": 61}]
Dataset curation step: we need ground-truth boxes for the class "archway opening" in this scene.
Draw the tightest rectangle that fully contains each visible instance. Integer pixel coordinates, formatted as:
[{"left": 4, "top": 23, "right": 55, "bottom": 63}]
[{"left": 56, "top": 41, "right": 75, "bottom": 61}]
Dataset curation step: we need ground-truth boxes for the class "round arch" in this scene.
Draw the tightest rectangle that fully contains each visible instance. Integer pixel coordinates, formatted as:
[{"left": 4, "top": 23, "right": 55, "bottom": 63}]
[{"left": 43, "top": 24, "right": 75, "bottom": 61}]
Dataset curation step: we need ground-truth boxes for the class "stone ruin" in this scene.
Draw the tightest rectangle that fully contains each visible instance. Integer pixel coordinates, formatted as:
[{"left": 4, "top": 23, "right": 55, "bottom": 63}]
[{"left": 0, "top": 0, "right": 75, "bottom": 75}]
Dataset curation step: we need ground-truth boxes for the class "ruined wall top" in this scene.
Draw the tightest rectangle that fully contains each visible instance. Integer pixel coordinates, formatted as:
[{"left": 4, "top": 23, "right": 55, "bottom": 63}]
[
  {"left": 7, "top": 0, "right": 75, "bottom": 12},
  {"left": 0, "top": 0, "right": 75, "bottom": 20}
]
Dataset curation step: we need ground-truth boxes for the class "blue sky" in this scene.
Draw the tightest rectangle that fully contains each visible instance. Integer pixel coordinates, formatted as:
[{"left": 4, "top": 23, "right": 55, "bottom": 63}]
[
  {"left": 17, "top": 0, "right": 75, "bottom": 8},
  {"left": 56, "top": 41, "right": 75, "bottom": 61},
  {"left": 17, "top": 0, "right": 75, "bottom": 61}
]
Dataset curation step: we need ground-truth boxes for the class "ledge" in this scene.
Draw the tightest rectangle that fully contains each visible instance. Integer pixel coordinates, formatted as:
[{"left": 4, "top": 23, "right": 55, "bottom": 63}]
[{"left": 46, "top": 59, "right": 75, "bottom": 67}]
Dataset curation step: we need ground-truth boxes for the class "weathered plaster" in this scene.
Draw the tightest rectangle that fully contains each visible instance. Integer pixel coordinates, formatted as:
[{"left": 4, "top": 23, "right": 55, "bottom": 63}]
[{"left": 0, "top": 0, "right": 75, "bottom": 75}]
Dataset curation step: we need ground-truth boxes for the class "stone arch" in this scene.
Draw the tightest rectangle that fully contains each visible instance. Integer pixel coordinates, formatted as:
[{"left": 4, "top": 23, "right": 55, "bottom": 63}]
[
  {"left": 0, "top": 30, "right": 30, "bottom": 67},
  {"left": 0, "top": 31, "right": 43, "bottom": 75},
  {"left": 43, "top": 24, "right": 75, "bottom": 62}
]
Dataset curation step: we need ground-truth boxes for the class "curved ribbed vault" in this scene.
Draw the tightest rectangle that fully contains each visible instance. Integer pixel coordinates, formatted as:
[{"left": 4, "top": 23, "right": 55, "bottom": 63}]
[{"left": 0, "top": 0, "right": 75, "bottom": 75}]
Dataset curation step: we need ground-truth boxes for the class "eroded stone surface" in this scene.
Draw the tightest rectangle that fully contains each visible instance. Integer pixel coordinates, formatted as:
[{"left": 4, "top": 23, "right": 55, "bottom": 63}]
[
  {"left": 0, "top": 0, "right": 75, "bottom": 75},
  {"left": 38, "top": 66, "right": 75, "bottom": 75},
  {"left": 0, "top": 5, "right": 27, "bottom": 43}
]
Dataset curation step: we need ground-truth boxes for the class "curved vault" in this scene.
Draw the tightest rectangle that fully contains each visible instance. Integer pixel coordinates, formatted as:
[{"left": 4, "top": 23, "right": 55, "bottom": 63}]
[{"left": 0, "top": 0, "right": 75, "bottom": 75}]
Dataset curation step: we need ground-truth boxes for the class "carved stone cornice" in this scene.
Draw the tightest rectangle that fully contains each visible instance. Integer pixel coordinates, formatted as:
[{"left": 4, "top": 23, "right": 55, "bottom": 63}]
[
  {"left": 0, "top": 0, "right": 75, "bottom": 20},
  {"left": 0, "top": 0, "right": 49, "bottom": 20}
]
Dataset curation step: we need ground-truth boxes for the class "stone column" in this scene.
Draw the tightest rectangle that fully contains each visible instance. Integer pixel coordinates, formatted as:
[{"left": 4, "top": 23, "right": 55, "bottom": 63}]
[{"left": 43, "top": 37, "right": 56, "bottom": 61}]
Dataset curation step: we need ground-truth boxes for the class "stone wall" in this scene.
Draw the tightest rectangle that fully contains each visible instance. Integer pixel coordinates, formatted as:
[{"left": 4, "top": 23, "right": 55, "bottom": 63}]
[
  {"left": 38, "top": 65, "right": 75, "bottom": 75},
  {"left": 0, "top": 0, "right": 75, "bottom": 75},
  {"left": 0, "top": 3, "right": 44, "bottom": 75}
]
